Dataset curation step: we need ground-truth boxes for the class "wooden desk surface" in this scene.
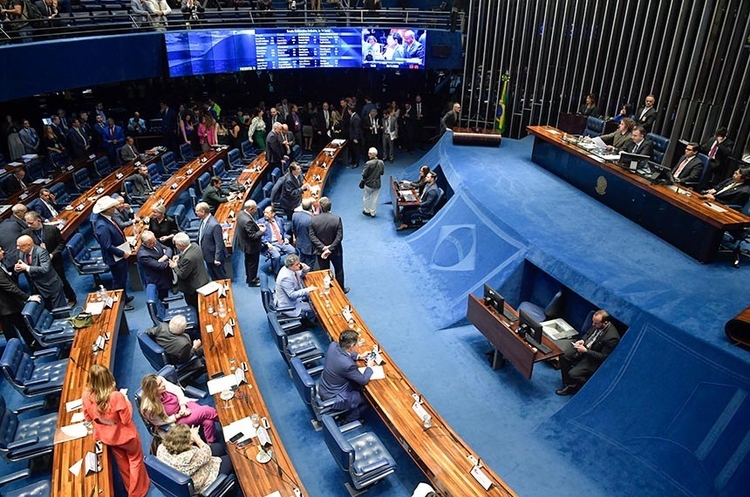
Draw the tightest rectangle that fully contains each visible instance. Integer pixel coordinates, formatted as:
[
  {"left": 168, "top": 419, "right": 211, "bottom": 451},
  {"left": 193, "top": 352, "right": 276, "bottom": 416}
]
[
  {"left": 304, "top": 271, "right": 516, "bottom": 497},
  {"left": 214, "top": 152, "right": 268, "bottom": 252},
  {"left": 389, "top": 176, "right": 420, "bottom": 222},
  {"left": 301, "top": 140, "right": 347, "bottom": 202},
  {"left": 51, "top": 290, "right": 126, "bottom": 497},
  {"left": 527, "top": 125, "right": 750, "bottom": 230},
  {"left": 54, "top": 152, "right": 163, "bottom": 239},
  {"left": 198, "top": 281, "right": 308, "bottom": 497},
  {"left": 466, "top": 294, "right": 562, "bottom": 379}
]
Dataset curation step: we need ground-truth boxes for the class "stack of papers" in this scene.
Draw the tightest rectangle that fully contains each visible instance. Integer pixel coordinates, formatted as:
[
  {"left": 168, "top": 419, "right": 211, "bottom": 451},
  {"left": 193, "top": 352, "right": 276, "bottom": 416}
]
[
  {"left": 207, "top": 375, "right": 237, "bottom": 395},
  {"left": 197, "top": 281, "right": 221, "bottom": 296}
]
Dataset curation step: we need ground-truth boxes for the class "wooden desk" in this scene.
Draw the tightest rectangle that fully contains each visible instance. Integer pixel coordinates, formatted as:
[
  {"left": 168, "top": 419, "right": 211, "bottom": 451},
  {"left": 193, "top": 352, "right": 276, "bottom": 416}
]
[
  {"left": 527, "top": 125, "right": 750, "bottom": 263},
  {"left": 452, "top": 127, "right": 502, "bottom": 147},
  {"left": 198, "top": 281, "right": 308, "bottom": 497},
  {"left": 305, "top": 271, "right": 516, "bottom": 497},
  {"left": 301, "top": 140, "right": 347, "bottom": 202},
  {"left": 466, "top": 294, "right": 562, "bottom": 379},
  {"left": 389, "top": 175, "right": 420, "bottom": 222},
  {"left": 214, "top": 152, "right": 268, "bottom": 252},
  {"left": 52, "top": 290, "right": 128, "bottom": 497}
]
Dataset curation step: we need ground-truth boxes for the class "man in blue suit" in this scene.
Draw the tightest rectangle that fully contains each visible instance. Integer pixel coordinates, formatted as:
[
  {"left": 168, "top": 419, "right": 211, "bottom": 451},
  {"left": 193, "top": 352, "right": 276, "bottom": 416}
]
[
  {"left": 291, "top": 198, "right": 315, "bottom": 268},
  {"left": 319, "top": 330, "right": 376, "bottom": 423},
  {"left": 397, "top": 171, "right": 441, "bottom": 230},
  {"left": 102, "top": 118, "right": 125, "bottom": 166},
  {"left": 274, "top": 254, "right": 317, "bottom": 320},
  {"left": 261, "top": 204, "right": 296, "bottom": 274},
  {"left": 93, "top": 196, "right": 134, "bottom": 311},
  {"left": 194, "top": 202, "right": 227, "bottom": 280},
  {"left": 34, "top": 188, "right": 60, "bottom": 221},
  {"left": 67, "top": 118, "right": 91, "bottom": 159},
  {"left": 136, "top": 230, "right": 173, "bottom": 300}
]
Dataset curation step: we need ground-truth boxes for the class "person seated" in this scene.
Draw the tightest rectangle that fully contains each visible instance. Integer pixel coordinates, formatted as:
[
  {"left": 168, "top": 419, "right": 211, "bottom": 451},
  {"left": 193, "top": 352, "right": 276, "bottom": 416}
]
[
  {"left": 124, "top": 164, "right": 154, "bottom": 198},
  {"left": 671, "top": 142, "right": 703, "bottom": 185},
  {"left": 319, "top": 330, "right": 377, "bottom": 424},
  {"left": 145, "top": 315, "right": 203, "bottom": 365},
  {"left": 556, "top": 310, "right": 620, "bottom": 396},
  {"left": 622, "top": 126, "right": 653, "bottom": 157},
  {"left": 156, "top": 425, "right": 233, "bottom": 494},
  {"left": 612, "top": 104, "right": 634, "bottom": 123},
  {"left": 111, "top": 193, "right": 135, "bottom": 229},
  {"left": 5, "top": 168, "right": 27, "bottom": 194},
  {"left": 703, "top": 167, "right": 750, "bottom": 207},
  {"left": 275, "top": 254, "right": 317, "bottom": 322},
  {"left": 140, "top": 373, "right": 219, "bottom": 442},
  {"left": 120, "top": 136, "right": 140, "bottom": 164},
  {"left": 260, "top": 205, "right": 295, "bottom": 273},
  {"left": 397, "top": 171, "right": 440, "bottom": 230},
  {"left": 201, "top": 176, "right": 234, "bottom": 214},
  {"left": 35, "top": 188, "right": 60, "bottom": 221},
  {"left": 578, "top": 93, "right": 600, "bottom": 117},
  {"left": 598, "top": 117, "right": 634, "bottom": 151},
  {"left": 127, "top": 112, "right": 147, "bottom": 135}
]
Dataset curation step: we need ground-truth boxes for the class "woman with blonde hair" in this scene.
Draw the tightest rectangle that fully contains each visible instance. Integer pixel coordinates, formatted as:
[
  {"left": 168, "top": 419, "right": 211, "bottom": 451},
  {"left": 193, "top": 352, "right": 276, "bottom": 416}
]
[
  {"left": 82, "top": 365, "right": 150, "bottom": 496},
  {"left": 140, "top": 373, "right": 219, "bottom": 442}
]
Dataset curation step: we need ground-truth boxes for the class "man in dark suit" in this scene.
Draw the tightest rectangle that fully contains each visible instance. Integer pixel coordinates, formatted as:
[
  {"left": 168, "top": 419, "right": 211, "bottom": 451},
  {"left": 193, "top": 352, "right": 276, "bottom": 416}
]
[
  {"left": 440, "top": 102, "right": 461, "bottom": 136},
  {"left": 672, "top": 142, "right": 704, "bottom": 185},
  {"left": 23, "top": 210, "right": 76, "bottom": 305},
  {"left": 701, "top": 127, "right": 735, "bottom": 187},
  {"left": 635, "top": 94, "right": 657, "bottom": 133},
  {"left": 93, "top": 195, "right": 134, "bottom": 311},
  {"left": 4, "top": 169, "right": 27, "bottom": 195},
  {"left": 145, "top": 315, "right": 203, "bottom": 366},
  {"left": 34, "top": 188, "right": 60, "bottom": 221},
  {"left": 291, "top": 198, "right": 315, "bottom": 268},
  {"left": 315, "top": 101, "right": 331, "bottom": 149},
  {"left": 160, "top": 101, "right": 179, "bottom": 151},
  {"left": 280, "top": 163, "right": 309, "bottom": 220},
  {"left": 124, "top": 165, "right": 154, "bottom": 198},
  {"left": 623, "top": 126, "right": 653, "bottom": 157},
  {"left": 201, "top": 176, "right": 234, "bottom": 214},
  {"left": 260, "top": 205, "right": 295, "bottom": 275},
  {"left": 0, "top": 246, "right": 41, "bottom": 348},
  {"left": 235, "top": 200, "right": 265, "bottom": 287},
  {"left": 137, "top": 230, "right": 173, "bottom": 300},
  {"left": 398, "top": 171, "right": 440, "bottom": 230},
  {"left": 318, "top": 330, "right": 376, "bottom": 423},
  {"left": 119, "top": 136, "right": 139, "bottom": 163},
  {"left": 194, "top": 201, "right": 227, "bottom": 280},
  {"left": 169, "top": 232, "right": 210, "bottom": 309},
  {"left": 50, "top": 116, "right": 67, "bottom": 146},
  {"left": 67, "top": 118, "right": 91, "bottom": 159},
  {"left": 14, "top": 235, "right": 67, "bottom": 310},
  {"left": 266, "top": 122, "right": 288, "bottom": 172},
  {"left": 704, "top": 167, "right": 750, "bottom": 207},
  {"left": 0, "top": 204, "right": 28, "bottom": 274},
  {"left": 556, "top": 309, "right": 620, "bottom": 396},
  {"left": 348, "top": 109, "right": 363, "bottom": 168},
  {"left": 309, "top": 196, "right": 347, "bottom": 292}
]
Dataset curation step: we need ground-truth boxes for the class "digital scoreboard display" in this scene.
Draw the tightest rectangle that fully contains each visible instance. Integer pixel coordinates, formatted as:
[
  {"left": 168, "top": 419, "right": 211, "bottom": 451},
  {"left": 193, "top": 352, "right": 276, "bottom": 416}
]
[{"left": 254, "top": 28, "right": 362, "bottom": 70}]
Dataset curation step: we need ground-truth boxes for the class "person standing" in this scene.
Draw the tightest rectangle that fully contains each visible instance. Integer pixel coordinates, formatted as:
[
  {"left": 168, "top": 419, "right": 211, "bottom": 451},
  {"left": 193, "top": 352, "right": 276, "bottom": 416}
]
[
  {"left": 93, "top": 196, "right": 134, "bottom": 311},
  {"left": 14, "top": 235, "right": 67, "bottom": 310},
  {"left": 169, "top": 232, "right": 210, "bottom": 309},
  {"left": 235, "top": 200, "right": 265, "bottom": 287},
  {"left": 0, "top": 247, "right": 41, "bottom": 348},
  {"left": 291, "top": 198, "right": 315, "bottom": 268},
  {"left": 136, "top": 231, "right": 173, "bottom": 300},
  {"left": 280, "top": 162, "right": 309, "bottom": 220},
  {"left": 23, "top": 210, "right": 76, "bottom": 305},
  {"left": 348, "top": 108, "right": 364, "bottom": 168},
  {"left": 361, "top": 147, "right": 385, "bottom": 218},
  {"left": 194, "top": 202, "right": 227, "bottom": 280},
  {"left": 82, "top": 365, "right": 150, "bottom": 497},
  {"left": 309, "top": 197, "right": 348, "bottom": 293},
  {"left": 440, "top": 102, "right": 461, "bottom": 135}
]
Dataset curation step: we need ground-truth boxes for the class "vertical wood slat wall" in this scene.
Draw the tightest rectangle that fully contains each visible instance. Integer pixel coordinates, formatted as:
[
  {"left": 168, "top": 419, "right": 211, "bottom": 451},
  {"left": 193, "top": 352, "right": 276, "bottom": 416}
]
[{"left": 462, "top": 0, "right": 750, "bottom": 163}]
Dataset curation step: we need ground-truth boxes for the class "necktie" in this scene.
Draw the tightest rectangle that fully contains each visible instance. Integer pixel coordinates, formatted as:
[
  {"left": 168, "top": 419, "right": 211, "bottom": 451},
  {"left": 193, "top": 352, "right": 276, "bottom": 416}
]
[
  {"left": 198, "top": 219, "right": 205, "bottom": 242},
  {"left": 633, "top": 142, "right": 640, "bottom": 154},
  {"left": 270, "top": 220, "right": 283, "bottom": 244},
  {"left": 110, "top": 217, "right": 124, "bottom": 236},
  {"left": 709, "top": 141, "right": 718, "bottom": 159},
  {"left": 26, "top": 253, "right": 32, "bottom": 265},
  {"left": 77, "top": 128, "right": 87, "bottom": 146},
  {"left": 417, "top": 103, "right": 421, "bottom": 115},
  {"left": 717, "top": 182, "right": 738, "bottom": 196},
  {"left": 640, "top": 107, "right": 649, "bottom": 120},
  {"left": 19, "top": 178, "right": 26, "bottom": 189},
  {"left": 35, "top": 229, "right": 43, "bottom": 245},
  {"left": 585, "top": 326, "right": 605, "bottom": 349},
  {"left": 45, "top": 200, "right": 58, "bottom": 218},
  {"left": 674, "top": 157, "right": 690, "bottom": 177},
  {"left": 294, "top": 272, "right": 301, "bottom": 289}
]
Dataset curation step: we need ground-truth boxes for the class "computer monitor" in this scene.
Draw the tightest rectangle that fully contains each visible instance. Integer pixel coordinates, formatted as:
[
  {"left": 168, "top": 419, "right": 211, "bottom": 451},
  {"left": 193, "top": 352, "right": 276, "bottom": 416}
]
[
  {"left": 637, "top": 161, "right": 674, "bottom": 184},
  {"left": 518, "top": 308, "right": 543, "bottom": 343},
  {"left": 483, "top": 284, "right": 503, "bottom": 314},
  {"left": 619, "top": 152, "right": 651, "bottom": 172}
]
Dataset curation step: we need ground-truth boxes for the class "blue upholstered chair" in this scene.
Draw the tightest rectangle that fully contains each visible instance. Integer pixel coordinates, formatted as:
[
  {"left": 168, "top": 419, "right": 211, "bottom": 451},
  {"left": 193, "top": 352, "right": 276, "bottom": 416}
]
[
  {"left": 144, "top": 454, "right": 238, "bottom": 497},
  {"left": 122, "top": 180, "right": 147, "bottom": 206},
  {"left": 71, "top": 168, "right": 93, "bottom": 192},
  {"left": 682, "top": 153, "right": 710, "bottom": 190},
  {"left": 259, "top": 273, "right": 302, "bottom": 331},
  {"left": 227, "top": 148, "right": 243, "bottom": 171},
  {"left": 0, "top": 394, "right": 57, "bottom": 464},
  {"left": 211, "top": 159, "right": 240, "bottom": 180},
  {"left": 195, "top": 172, "right": 211, "bottom": 196},
  {"left": 261, "top": 181, "right": 273, "bottom": 199},
  {"left": 646, "top": 133, "right": 670, "bottom": 164},
  {"left": 320, "top": 414, "right": 397, "bottom": 494},
  {"left": 267, "top": 312, "right": 323, "bottom": 367},
  {"left": 583, "top": 116, "right": 605, "bottom": 138},
  {"left": 136, "top": 330, "right": 205, "bottom": 384},
  {"left": 48, "top": 182, "right": 72, "bottom": 206},
  {"left": 178, "top": 143, "right": 194, "bottom": 164},
  {"left": 0, "top": 469, "right": 51, "bottom": 497},
  {"left": 24, "top": 158, "right": 46, "bottom": 182},
  {"left": 93, "top": 156, "right": 113, "bottom": 177},
  {"left": 66, "top": 233, "right": 110, "bottom": 288},
  {"left": 0, "top": 339, "right": 66, "bottom": 399},
  {"left": 517, "top": 289, "right": 564, "bottom": 324},
  {"left": 290, "top": 358, "right": 346, "bottom": 430},
  {"left": 161, "top": 151, "right": 182, "bottom": 174},
  {"left": 20, "top": 300, "right": 76, "bottom": 349},
  {"left": 271, "top": 167, "right": 282, "bottom": 184},
  {"left": 146, "top": 284, "right": 199, "bottom": 331},
  {"left": 240, "top": 140, "right": 257, "bottom": 162},
  {"left": 147, "top": 163, "right": 165, "bottom": 186}
]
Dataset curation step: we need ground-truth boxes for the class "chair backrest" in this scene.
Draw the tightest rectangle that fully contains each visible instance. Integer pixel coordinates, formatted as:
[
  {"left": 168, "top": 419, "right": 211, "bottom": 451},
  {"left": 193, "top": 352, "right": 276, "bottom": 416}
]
[
  {"left": 66, "top": 233, "right": 96, "bottom": 267},
  {"left": 72, "top": 168, "right": 92, "bottom": 191},
  {"left": 144, "top": 454, "right": 196, "bottom": 497},
  {"left": 0, "top": 339, "right": 33, "bottom": 388},
  {"left": 0, "top": 175, "right": 17, "bottom": 198},
  {"left": 583, "top": 116, "right": 605, "bottom": 137},
  {"left": 696, "top": 153, "right": 710, "bottom": 184},
  {"left": 259, "top": 272, "right": 274, "bottom": 313},
  {"left": 21, "top": 300, "right": 53, "bottom": 336},
  {"left": 267, "top": 312, "right": 290, "bottom": 361},
  {"left": 146, "top": 284, "right": 165, "bottom": 325},
  {"left": 25, "top": 158, "right": 46, "bottom": 182},
  {"left": 241, "top": 140, "right": 255, "bottom": 159},
  {"left": 544, "top": 289, "right": 564, "bottom": 319},
  {"left": 172, "top": 204, "right": 187, "bottom": 229},
  {"left": 197, "top": 172, "right": 211, "bottom": 195},
  {"left": 271, "top": 167, "right": 282, "bottom": 184},
  {"left": 0, "top": 394, "right": 19, "bottom": 451},
  {"left": 147, "top": 164, "right": 163, "bottom": 183},
  {"left": 257, "top": 197, "right": 271, "bottom": 213},
  {"left": 646, "top": 132, "right": 670, "bottom": 164},
  {"left": 270, "top": 175, "right": 285, "bottom": 204},
  {"left": 289, "top": 357, "right": 316, "bottom": 418},
  {"left": 162, "top": 151, "right": 178, "bottom": 171},
  {"left": 137, "top": 329, "right": 169, "bottom": 371},
  {"left": 49, "top": 182, "right": 71, "bottom": 206},
  {"left": 94, "top": 156, "right": 112, "bottom": 177},
  {"left": 321, "top": 414, "right": 354, "bottom": 472},
  {"left": 179, "top": 143, "right": 194, "bottom": 163},
  {"left": 212, "top": 159, "right": 227, "bottom": 179},
  {"left": 228, "top": 148, "right": 241, "bottom": 169},
  {"left": 262, "top": 181, "right": 274, "bottom": 199}
]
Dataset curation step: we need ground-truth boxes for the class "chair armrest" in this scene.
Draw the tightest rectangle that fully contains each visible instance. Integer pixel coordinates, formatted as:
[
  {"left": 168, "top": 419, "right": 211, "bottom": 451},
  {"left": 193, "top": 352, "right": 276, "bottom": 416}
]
[
  {"left": 319, "top": 397, "right": 338, "bottom": 409},
  {"left": 14, "top": 401, "right": 46, "bottom": 414},
  {"left": 162, "top": 295, "right": 182, "bottom": 303},
  {"left": 356, "top": 458, "right": 390, "bottom": 475},
  {"left": 40, "top": 326, "right": 66, "bottom": 334},
  {"left": 0, "top": 469, "right": 31, "bottom": 486},
  {"left": 79, "top": 260, "right": 101, "bottom": 266},
  {"left": 24, "top": 375, "right": 50, "bottom": 386},
  {"left": 31, "top": 347, "right": 60, "bottom": 359},
  {"left": 202, "top": 473, "right": 233, "bottom": 495},
  {"left": 184, "top": 385, "right": 208, "bottom": 399},
  {"left": 275, "top": 306, "right": 296, "bottom": 314},
  {"left": 289, "top": 343, "right": 316, "bottom": 355},
  {"left": 339, "top": 420, "right": 362, "bottom": 434},
  {"left": 7, "top": 436, "right": 39, "bottom": 450},
  {"left": 307, "top": 365, "right": 324, "bottom": 376},
  {"left": 51, "top": 306, "right": 73, "bottom": 318},
  {"left": 88, "top": 246, "right": 103, "bottom": 253}
]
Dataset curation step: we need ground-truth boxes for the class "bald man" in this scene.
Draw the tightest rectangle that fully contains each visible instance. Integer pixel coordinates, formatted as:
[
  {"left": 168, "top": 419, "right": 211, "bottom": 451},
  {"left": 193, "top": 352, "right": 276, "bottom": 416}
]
[{"left": 14, "top": 235, "right": 67, "bottom": 310}]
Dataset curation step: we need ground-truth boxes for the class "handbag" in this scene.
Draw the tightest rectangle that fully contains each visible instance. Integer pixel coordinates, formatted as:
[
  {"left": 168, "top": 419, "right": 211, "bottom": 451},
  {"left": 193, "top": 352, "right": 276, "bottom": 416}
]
[
  {"left": 67, "top": 307, "right": 94, "bottom": 329},
  {"left": 359, "top": 180, "right": 365, "bottom": 189}
]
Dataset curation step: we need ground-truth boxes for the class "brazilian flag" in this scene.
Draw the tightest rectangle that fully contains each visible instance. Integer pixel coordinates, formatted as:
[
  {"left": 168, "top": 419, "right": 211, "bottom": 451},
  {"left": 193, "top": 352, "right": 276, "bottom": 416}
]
[{"left": 495, "top": 73, "right": 511, "bottom": 133}]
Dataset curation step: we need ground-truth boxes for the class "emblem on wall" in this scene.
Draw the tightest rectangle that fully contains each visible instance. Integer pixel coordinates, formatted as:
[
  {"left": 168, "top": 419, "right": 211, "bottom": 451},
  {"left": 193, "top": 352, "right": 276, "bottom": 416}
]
[{"left": 595, "top": 176, "right": 607, "bottom": 195}]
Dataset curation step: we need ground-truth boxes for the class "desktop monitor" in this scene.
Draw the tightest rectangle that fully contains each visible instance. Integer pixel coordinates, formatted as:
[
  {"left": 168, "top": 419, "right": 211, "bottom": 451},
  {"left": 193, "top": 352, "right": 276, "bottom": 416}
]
[
  {"left": 619, "top": 152, "right": 651, "bottom": 172},
  {"left": 637, "top": 161, "right": 674, "bottom": 184},
  {"left": 483, "top": 284, "right": 504, "bottom": 314},
  {"left": 518, "top": 308, "right": 543, "bottom": 343}
]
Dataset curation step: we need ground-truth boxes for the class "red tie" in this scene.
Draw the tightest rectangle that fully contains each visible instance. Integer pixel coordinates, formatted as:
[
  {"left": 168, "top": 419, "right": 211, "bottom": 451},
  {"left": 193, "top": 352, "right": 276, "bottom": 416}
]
[
  {"left": 26, "top": 253, "right": 32, "bottom": 265},
  {"left": 270, "top": 220, "right": 282, "bottom": 244},
  {"left": 674, "top": 158, "right": 690, "bottom": 178},
  {"left": 709, "top": 141, "right": 718, "bottom": 159}
]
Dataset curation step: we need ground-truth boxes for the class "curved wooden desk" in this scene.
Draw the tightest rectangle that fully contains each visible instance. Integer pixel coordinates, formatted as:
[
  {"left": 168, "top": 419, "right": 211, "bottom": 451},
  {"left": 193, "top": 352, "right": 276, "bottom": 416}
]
[
  {"left": 304, "top": 270, "right": 516, "bottom": 497},
  {"left": 198, "top": 280, "right": 308, "bottom": 496},
  {"left": 301, "top": 140, "right": 346, "bottom": 202}
]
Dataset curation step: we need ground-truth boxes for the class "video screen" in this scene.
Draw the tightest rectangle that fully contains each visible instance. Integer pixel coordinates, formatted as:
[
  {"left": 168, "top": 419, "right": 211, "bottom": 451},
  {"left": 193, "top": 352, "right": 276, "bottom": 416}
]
[
  {"left": 165, "top": 30, "right": 258, "bottom": 77},
  {"left": 361, "top": 28, "right": 427, "bottom": 69}
]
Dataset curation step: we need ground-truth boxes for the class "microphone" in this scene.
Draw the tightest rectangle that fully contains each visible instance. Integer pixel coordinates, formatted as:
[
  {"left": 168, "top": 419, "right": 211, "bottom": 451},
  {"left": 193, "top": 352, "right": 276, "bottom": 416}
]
[{"left": 69, "top": 354, "right": 89, "bottom": 372}]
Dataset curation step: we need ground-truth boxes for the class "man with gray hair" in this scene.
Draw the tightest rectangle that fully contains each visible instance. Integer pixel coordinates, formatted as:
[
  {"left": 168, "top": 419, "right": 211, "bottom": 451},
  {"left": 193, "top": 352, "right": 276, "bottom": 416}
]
[
  {"left": 169, "top": 232, "right": 209, "bottom": 308},
  {"left": 14, "top": 234, "right": 67, "bottom": 310},
  {"left": 137, "top": 230, "right": 173, "bottom": 299},
  {"left": 361, "top": 147, "right": 385, "bottom": 217},
  {"left": 146, "top": 314, "right": 203, "bottom": 366},
  {"left": 235, "top": 199, "right": 266, "bottom": 287},
  {"left": 266, "top": 121, "right": 289, "bottom": 172},
  {"left": 111, "top": 193, "right": 135, "bottom": 229},
  {"left": 275, "top": 254, "right": 317, "bottom": 321}
]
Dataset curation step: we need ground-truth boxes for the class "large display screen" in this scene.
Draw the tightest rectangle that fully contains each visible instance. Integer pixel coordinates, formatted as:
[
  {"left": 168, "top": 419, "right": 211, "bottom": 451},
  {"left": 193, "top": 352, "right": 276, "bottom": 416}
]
[{"left": 165, "top": 27, "right": 425, "bottom": 77}]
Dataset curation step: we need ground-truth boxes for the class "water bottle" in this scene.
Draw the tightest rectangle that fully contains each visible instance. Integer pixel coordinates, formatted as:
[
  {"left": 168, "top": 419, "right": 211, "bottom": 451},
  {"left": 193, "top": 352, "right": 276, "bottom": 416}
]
[{"left": 98, "top": 285, "right": 107, "bottom": 302}]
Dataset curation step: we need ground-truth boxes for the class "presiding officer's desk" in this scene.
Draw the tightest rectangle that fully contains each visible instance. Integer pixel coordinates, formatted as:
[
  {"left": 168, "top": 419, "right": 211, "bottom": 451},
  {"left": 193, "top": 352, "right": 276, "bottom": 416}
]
[
  {"left": 198, "top": 280, "right": 308, "bottom": 497},
  {"left": 527, "top": 125, "right": 750, "bottom": 263},
  {"left": 466, "top": 294, "right": 562, "bottom": 379},
  {"left": 389, "top": 175, "right": 420, "bottom": 222},
  {"left": 301, "top": 140, "right": 347, "bottom": 202},
  {"left": 52, "top": 289, "right": 128, "bottom": 497},
  {"left": 214, "top": 152, "right": 268, "bottom": 252},
  {"left": 304, "top": 270, "right": 516, "bottom": 497}
]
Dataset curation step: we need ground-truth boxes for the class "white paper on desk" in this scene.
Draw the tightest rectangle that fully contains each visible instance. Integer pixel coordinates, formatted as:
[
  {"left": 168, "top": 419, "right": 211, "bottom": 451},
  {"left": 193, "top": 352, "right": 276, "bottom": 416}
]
[
  {"left": 69, "top": 458, "right": 83, "bottom": 477},
  {"left": 22, "top": 154, "right": 38, "bottom": 160},
  {"left": 360, "top": 365, "right": 385, "bottom": 380},
  {"left": 57, "top": 423, "right": 88, "bottom": 443},
  {"left": 85, "top": 301, "right": 105, "bottom": 315},
  {"left": 66, "top": 398, "right": 83, "bottom": 412},
  {"left": 471, "top": 465, "right": 493, "bottom": 490},
  {"left": 113, "top": 241, "right": 130, "bottom": 262},
  {"left": 590, "top": 136, "right": 607, "bottom": 149},
  {"left": 32, "top": 178, "right": 47, "bottom": 185},
  {"left": 705, "top": 203, "right": 727, "bottom": 213},
  {"left": 196, "top": 281, "right": 221, "bottom": 296},
  {"left": 602, "top": 154, "right": 621, "bottom": 161},
  {"left": 71, "top": 411, "right": 85, "bottom": 423},
  {"left": 8, "top": 161, "right": 22, "bottom": 166},
  {"left": 322, "top": 148, "right": 336, "bottom": 153},
  {"left": 264, "top": 492, "right": 282, "bottom": 497},
  {"left": 223, "top": 416, "right": 257, "bottom": 444},
  {"left": 207, "top": 375, "right": 237, "bottom": 395}
]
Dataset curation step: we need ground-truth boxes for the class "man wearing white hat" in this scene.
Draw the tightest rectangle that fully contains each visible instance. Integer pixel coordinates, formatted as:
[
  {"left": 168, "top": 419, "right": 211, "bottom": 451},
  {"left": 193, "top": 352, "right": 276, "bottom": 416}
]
[{"left": 93, "top": 195, "right": 135, "bottom": 311}]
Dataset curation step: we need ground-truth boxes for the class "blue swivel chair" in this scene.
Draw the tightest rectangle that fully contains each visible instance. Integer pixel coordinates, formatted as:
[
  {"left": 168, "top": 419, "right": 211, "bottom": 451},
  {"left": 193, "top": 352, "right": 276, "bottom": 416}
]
[
  {"left": 144, "top": 454, "right": 238, "bottom": 497},
  {"left": 24, "top": 158, "right": 46, "bottom": 182},
  {"left": 48, "top": 182, "right": 73, "bottom": 206},
  {"left": 270, "top": 167, "right": 282, "bottom": 184},
  {"left": 320, "top": 414, "right": 397, "bottom": 495},
  {"left": 93, "top": 156, "right": 113, "bottom": 177},
  {"left": 136, "top": 330, "right": 205, "bottom": 385},
  {"left": 261, "top": 181, "right": 274, "bottom": 199},
  {"left": 240, "top": 140, "right": 257, "bottom": 163},
  {"left": 145, "top": 284, "right": 198, "bottom": 331},
  {"left": 71, "top": 168, "right": 93, "bottom": 193},
  {"left": 0, "top": 394, "right": 57, "bottom": 463},
  {"left": 212, "top": 159, "right": 241, "bottom": 180},
  {"left": 259, "top": 273, "right": 302, "bottom": 331},
  {"left": 195, "top": 172, "right": 211, "bottom": 196},
  {"left": 290, "top": 358, "right": 346, "bottom": 430},
  {"left": 178, "top": 143, "right": 195, "bottom": 164},
  {"left": 147, "top": 163, "right": 165, "bottom": 186},
  {"left": 66, "top": 233, "right": 110, "bottom": 288},
  {"left": 583, "top": 116, "right": 605, "bottom": 137},
  {"left": 161, "top": 151, "right": 182, "bottom": 173},
  {"left": 0, "top": 339, "right": 66, "bottom": 399},
  {"left": 227, "top": 148, "right": 243, "bottom": 172},
  {"left": 518, "top": 289, "right": 564, "bottom": 324},
  {"left": 0, "top": 469, "right": 51, "bottom": 497},
  {"left": 20, "top": 300, "right": 76, "bottom": 349},
  {"left": 267, "top": 312, "right": 324, "bottom": 368},
  {"left": 646, "top": 132, "right": 670, "bottom": 164}
]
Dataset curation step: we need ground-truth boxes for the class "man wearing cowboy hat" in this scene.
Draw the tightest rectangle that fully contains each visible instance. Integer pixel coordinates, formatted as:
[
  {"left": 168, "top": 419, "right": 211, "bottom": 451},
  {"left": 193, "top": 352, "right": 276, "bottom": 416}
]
[{"left": 93, "top": 195, "right": 135, "bottom": 311}]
